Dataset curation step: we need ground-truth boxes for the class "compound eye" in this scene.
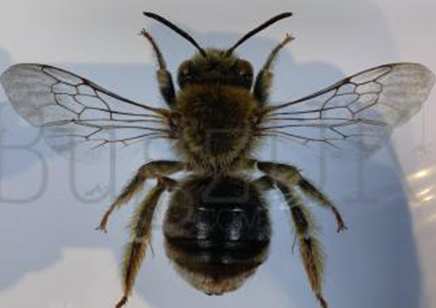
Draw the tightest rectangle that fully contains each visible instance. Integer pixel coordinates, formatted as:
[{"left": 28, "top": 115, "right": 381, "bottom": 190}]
[
  {"left": 179, "top": 61, "right": 192, "bottom": 77},
  {"left": 236, "top": 60, "right": 253, "bottom": 77},
  {"left": 182, "top": 68, "right": 190, "bottom": 76}
]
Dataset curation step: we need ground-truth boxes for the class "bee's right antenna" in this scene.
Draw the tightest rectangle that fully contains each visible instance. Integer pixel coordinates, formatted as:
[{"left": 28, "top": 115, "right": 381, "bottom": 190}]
[
  {"left": 143, "top": 12, "right": 207, "bottom": 57},
  {"left": 226, "top": 12, "right": 293, "bottom": 56}
]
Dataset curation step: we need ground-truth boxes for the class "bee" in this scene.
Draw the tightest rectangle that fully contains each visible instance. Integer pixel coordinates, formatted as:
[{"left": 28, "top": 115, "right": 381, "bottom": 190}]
[{"left": 1, "top": 11, "right": 434, "bottom": 308}]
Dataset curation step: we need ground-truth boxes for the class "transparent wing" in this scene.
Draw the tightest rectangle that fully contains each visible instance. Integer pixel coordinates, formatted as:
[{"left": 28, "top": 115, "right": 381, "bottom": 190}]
[
  {"left": 260, "top": 63, "right": 435, "bottom": 157},
  {"left": 1, "top": 64, "right": 171, "bottom": 161}
]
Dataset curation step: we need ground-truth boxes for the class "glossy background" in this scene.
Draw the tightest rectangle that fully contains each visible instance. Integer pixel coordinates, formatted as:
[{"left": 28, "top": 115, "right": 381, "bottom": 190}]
[{"left": 0, "top": 1, "right": 435, "bottom": 308}]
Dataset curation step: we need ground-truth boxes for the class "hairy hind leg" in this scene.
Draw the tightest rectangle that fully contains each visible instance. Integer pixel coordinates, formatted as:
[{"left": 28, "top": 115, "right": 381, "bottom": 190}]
[
  {"left": 252, "top": 174, "right": 328, "bottom": 308},
  {"left": 115, "top": 177, "right": 177, "bottom": 308},
  {"left": 278, "top": 183, "right": 328, "bottom": 308},
  {"left": 257, "top": 161, "right": 347, "bottom": 232},
  {"left": 96, "top": 160, "right": 185, "bottom": 232}
]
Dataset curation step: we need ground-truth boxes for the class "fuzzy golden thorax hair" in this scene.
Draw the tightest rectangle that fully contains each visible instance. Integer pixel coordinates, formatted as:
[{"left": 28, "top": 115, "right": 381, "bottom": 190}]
[{"left": 173, "top": 82, "right": 259, "bottom": 174}]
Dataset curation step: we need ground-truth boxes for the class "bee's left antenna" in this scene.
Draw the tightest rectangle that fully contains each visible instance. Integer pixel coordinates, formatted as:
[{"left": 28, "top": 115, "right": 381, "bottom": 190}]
[
  {"left": 143, "top": 12, "right": 207, "bottom": 57},
  {"left": 226, "top": 12, "right": 293, "bottom": 56}
]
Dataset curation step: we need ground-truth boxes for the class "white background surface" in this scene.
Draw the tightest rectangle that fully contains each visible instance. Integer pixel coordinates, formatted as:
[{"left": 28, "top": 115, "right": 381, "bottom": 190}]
[{"left": 0, "top": 1, "right": 436, "bottom": 308}]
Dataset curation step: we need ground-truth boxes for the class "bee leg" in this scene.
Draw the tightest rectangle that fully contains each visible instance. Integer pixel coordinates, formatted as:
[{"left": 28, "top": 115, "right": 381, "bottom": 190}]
[
  {"left": 280, "top": 185, "right": 328, "bottom": 308},
  {"left": 257, "top": 161, "right": 347, "bottom": 232},
  {"left": 253, "top": 174, "right": 329, "bottom": 307},
  {"left": 140, "top": 29, "right": 176, "bottom": 106},
  {"left": 258, "top": 175, "right": 326, "bottom": 308},
  {"left": 298, "top": 177, "right": 347, "bottom": 232},
  {"left": 253, "top": 34, "right": 294, "bottom": 105},
  {"left": 251, "top": 175, "right": 276, "bottom": 192},
  {"left": 96, "top": 160, "right": 185, "bottom": 233},
  {"left": 115, "top": 176, "right": 177, "bottom": 308}
]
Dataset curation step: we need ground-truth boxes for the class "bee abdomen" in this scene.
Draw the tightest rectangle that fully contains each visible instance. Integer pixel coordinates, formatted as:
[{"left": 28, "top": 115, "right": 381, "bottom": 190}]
[
  {"left": 163, "top": 175, "right": 271, "bottom": 295},
  {"left": 164, "top": 175, "right": 270, "bottom": 244}
]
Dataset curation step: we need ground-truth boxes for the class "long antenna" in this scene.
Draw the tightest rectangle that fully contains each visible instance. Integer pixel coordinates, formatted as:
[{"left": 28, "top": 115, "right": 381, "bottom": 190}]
[
  {"left": 143, "top": 12, "right": 207, "bottom": 57},
  {"left": 226, "top": 12, "right": 293, "bottom": 56}
]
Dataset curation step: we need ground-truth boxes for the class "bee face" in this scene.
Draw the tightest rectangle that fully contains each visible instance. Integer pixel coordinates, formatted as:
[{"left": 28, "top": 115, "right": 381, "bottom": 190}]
[{"left": 177, "top": 49, "right": 254, "bottom": 89}]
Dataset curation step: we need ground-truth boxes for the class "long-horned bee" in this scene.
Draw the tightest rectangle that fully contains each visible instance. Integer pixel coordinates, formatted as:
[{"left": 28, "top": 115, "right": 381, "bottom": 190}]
[{"left": 1, "top": 11, "right": 434, "bottom": 308}]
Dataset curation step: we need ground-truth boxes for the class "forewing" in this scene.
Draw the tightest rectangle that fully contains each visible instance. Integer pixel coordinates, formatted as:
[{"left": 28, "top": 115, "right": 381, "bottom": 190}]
[
  {"left": 261, "top": 63, "right": 435, "bottom": 157},
  {"left": 1, "top": 64, "right": 170, "bottom": 161}
]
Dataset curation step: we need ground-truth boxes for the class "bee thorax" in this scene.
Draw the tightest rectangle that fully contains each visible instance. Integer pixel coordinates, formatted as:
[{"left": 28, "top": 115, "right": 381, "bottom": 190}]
[{"left": 175, "top": 84, "right": 258, "bottom": 173}]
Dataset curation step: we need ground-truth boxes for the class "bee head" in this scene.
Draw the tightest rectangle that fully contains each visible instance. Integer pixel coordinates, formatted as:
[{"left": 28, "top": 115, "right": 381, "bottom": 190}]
[
  {"left": 143, "top": 12, "right": 292, "bottom": 89},
  {"left": 177, "top": 50, "right": 254, "bottom": 89}
]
